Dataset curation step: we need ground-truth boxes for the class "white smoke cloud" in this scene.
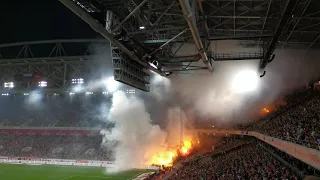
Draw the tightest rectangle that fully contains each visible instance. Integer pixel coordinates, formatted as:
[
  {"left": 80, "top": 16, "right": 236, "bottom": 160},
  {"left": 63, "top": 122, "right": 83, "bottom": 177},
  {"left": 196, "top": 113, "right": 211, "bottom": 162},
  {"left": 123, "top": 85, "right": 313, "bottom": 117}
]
[
  {"left": 101, "top": 91, "right": 168, "bottom": 172},
  {"left": 150, "top": 73, "right": 172, "bottom": 101}
]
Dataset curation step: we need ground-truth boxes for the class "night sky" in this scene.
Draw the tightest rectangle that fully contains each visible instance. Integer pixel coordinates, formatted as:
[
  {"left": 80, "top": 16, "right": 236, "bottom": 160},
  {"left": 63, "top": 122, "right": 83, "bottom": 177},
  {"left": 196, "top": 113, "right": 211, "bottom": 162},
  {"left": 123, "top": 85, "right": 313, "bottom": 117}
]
[{"left": 0, "top": 0, "right": 98, "bottom": 44}]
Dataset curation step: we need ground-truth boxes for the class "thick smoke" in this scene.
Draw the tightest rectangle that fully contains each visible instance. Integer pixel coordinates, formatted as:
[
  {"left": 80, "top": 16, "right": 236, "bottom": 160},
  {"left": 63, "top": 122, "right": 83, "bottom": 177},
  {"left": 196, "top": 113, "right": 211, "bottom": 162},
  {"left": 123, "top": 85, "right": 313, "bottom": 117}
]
[
  {"left": 101, "top": 91, "right": 168, "bottom": 172},
  {"left": 84, "top": 41, "right": 320, "bottom": 171}
]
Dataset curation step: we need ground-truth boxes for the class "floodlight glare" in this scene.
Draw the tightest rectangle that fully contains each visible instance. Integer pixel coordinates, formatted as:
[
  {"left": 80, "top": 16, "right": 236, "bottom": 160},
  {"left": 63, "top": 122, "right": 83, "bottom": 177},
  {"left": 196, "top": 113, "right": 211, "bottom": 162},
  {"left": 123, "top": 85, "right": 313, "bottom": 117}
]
[
  {"left": 126, "top": 89, "right": 135, "bottom": 94},
  {"left": 38, "top": 81, "right": 47, "bottom": 87},
  {"left": 105, "top": 76, "right": 120, "bottom": 93},
  {"left": 85, "top": 92, "right": 93, "bottom": 95},
  {"left": 71, "top": 78, "right": 84, "bottom": 84},
  {"left": 232, "top": 70, "right": 259, "bottom": 93},
  {"left": 139, "top": 26, "right": 145, "bottom": 30},
  {"left": 69, "top": 92, "right": 75, "bottom": 95},
  {"left": 1, "top": 93, "right": 9, "bottom": 96},
  {"left": 4, "top": 82, "right": 14, "bottom": 88},
  {"left": 24, "top": 93, "right": 30, "bottom": 96}
]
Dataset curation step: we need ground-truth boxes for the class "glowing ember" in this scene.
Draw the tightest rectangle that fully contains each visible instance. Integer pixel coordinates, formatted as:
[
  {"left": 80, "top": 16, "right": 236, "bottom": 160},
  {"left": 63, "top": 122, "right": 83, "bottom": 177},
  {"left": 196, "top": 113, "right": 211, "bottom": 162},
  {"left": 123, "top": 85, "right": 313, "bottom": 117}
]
[{"left": 263, "top": 108, "right": 270, "bottom": 113}]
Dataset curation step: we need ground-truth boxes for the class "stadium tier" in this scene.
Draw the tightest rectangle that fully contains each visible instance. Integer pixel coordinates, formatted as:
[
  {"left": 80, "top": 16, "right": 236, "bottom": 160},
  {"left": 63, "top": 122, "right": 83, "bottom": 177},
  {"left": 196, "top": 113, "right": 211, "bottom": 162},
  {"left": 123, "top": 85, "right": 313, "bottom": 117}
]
[
  {"left": 241, "top": 90, "right": 320, "bottom": 151},
  {"left": 0, "top": 130, "right": 112, "bottom": 161}
]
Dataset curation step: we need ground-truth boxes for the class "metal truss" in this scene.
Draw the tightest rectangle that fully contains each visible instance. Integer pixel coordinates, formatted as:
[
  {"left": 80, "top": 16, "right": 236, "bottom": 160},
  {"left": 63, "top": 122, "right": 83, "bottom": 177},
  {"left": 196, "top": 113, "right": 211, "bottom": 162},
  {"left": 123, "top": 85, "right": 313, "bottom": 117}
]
[
  {"left": 60, "top": 0, "right": 320, "bottom": 76},
  {"left": 0, "top": 39, "right": 109, "bottom": 92}
]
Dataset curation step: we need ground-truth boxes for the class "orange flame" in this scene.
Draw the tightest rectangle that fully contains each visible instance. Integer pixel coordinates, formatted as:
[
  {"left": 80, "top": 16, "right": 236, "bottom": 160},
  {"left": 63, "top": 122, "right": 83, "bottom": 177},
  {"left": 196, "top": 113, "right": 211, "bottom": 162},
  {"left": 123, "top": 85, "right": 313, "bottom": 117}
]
[
  {"left": 263, "top": 108, "right": 270, "bottom": 113},
  {"left": 151, "top": 151, "right": 177, "bottom": 167},
  {"left": 150, "top": 140, "right": 194, "bottom": 166},
  {"left": 180, "top": 140, "right": 192, "bottom": 156}
]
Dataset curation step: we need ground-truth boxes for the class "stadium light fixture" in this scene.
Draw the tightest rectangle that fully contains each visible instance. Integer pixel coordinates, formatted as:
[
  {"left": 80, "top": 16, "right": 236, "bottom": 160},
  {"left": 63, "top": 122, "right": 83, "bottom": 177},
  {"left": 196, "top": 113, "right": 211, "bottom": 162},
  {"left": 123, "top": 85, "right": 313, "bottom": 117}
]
[
  {"left": 85, "top": 92, "right": 93, "bottom": 95},
  {"left": 102, "top": 91, "right": 108, "bottom": 95},
  {"left": 69, "top": 92, "right": 75, "bottom": 95},
  {"left": 38, "top": 81, "right": 47, "bottom": 87},
  {"left": 23, "top": 93, "right": 29, "bottom": 96},
  {"left": 4, "top": 82, "right": 14, "bottom": 88},
  {"left": 71, "top": 78, "right": 84, "bottom": 84},
  {"left": 126, "top": 89, "right": 135, "bottom": 94},
  {"left": 139, "top": 26, "right": 145, "bottom": 30},
  {"left": 1, "top": 93, "right": 9, "bottom": 96},
  {"left": 232, "top": 70, "right": 259, "bottom": 93}
]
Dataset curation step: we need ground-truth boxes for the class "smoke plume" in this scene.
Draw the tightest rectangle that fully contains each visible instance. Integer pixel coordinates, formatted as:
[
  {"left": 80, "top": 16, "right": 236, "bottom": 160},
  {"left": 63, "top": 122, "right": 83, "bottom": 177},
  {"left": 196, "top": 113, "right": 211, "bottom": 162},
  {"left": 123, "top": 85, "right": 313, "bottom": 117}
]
[{"left": 101, "top": 91, "right": 168, "bottom": 172}]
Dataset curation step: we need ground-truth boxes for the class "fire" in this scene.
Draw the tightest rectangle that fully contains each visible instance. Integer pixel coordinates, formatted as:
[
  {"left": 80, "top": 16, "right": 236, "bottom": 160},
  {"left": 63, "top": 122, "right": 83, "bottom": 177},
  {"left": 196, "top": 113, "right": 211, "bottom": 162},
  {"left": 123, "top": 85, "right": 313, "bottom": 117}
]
[
  {"left": 151, "top": 151, "right": 177, "bottom": 167},
  {"left": 263, "top": 108, "right": 270, "bottom": 113},
  {"left": 180, "top": 140, "right": 192, "bottom": 156},
  {"left": 150, "top": 140, "right": 194, "bottom": 166}
]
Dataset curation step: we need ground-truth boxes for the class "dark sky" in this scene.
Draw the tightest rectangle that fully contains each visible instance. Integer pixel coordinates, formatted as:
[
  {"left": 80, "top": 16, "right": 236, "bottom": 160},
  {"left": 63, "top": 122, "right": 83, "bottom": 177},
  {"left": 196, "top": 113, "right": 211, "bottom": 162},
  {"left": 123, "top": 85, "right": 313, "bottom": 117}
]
[{"left": 0, "top": 0, "right": 98, "bottom": 44}]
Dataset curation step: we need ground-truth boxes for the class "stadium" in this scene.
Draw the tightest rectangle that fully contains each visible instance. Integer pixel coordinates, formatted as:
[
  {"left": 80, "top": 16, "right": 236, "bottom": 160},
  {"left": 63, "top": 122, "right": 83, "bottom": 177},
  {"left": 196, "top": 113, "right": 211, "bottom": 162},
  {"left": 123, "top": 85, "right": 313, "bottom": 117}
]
[{"left": 0, "top": 0, "right": 320, "bottom": 179}]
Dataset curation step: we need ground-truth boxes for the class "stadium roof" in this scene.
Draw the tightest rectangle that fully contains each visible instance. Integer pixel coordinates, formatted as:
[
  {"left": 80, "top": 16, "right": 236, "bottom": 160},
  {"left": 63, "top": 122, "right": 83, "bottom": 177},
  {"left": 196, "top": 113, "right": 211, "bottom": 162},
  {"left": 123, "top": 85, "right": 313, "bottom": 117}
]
[{"left": 0, "top": 0, "right": 320, "bottom": 92}]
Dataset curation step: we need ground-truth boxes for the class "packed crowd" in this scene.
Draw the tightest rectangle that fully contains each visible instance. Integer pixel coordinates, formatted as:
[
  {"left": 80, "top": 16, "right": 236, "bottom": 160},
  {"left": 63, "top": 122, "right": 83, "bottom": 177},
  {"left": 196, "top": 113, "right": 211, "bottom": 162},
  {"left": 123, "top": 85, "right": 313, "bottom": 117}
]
[
  {"left": 243, "top": 90, "right": 320, "bottom": 150},
  {"left": 168, "top": 143, "right": 300, "bottom": 180},
  {"left": 0, "top": 96, "right": 109, "bottom": 127},
  {"left": 0, "top": 134, "right": 112, "bottom": 160}
]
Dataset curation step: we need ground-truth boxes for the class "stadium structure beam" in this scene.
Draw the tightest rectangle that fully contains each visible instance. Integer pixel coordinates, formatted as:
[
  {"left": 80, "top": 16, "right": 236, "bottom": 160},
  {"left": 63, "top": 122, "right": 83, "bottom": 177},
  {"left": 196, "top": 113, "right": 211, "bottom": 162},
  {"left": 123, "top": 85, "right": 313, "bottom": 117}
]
[
  {"left": 197, "top": 0, "right": 209, "bottom": 37},
  {"left": 127, "top": 26, "right": 187, "bottom": 35},
  {"left": 257, "top": 0, "right": 272, "bottom": 47},
  {"left": 179, "top": 0, "right": 213, "bottom": 72},
  {"left": 58, "top": 0, "right": 164, "bottom": 76},
  {"left": 112, "top": 0, "right": 148, "bottom": 32},
  {"left": 281, "top": 1, "right": 311, "bottom": 48},
  {"left": 208, "top": 34, "right": 273, "bottom": 40},
  {"left": 261, "top": 0, "right": 299, "bottom": 70},
  {"left": 152, "top": 1, "right": 176, "bottom": 26},
  {"left": 211, "top": 52, "right": 263, "bottom": 61},
  {"left": 306, "top": 33, "right": 320, "bottom": 51},
  {"left": 144, "top": 29, "right": 189, "bottom": 58}
]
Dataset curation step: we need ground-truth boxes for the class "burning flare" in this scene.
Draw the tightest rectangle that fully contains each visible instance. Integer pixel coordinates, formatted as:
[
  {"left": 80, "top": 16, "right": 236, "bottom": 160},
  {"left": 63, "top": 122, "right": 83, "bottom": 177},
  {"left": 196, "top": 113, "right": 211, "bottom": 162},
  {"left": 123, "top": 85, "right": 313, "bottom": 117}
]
[
  {"left": 150, "top": 140, "right": 193, "bottom": 166},
  {"left": 180, "top": 140, "right": 192, "bottom": 156}
]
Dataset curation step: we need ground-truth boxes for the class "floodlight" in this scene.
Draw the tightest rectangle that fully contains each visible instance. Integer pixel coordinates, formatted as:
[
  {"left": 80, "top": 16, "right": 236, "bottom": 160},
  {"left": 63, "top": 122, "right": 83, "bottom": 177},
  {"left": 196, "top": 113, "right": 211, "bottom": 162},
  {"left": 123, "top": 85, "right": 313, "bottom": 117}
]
[
  {"left": 4, "top": 82, "right": 14, "bottom": 88},
  {"left": 232, "top": 70, "right": 259, "bottom": 93},
  {"left": 23, "top": 93, "right": 29, "bottom": 96},
  {"left": 85, "top": 92, "right": 93, "bottom": 95},
  {"left": 126, "top": 89, "right": 135, "bottom": 94},
  {"left": 1, "top": 93, "right": 9, "bottom": 96},
  {"left": 139, "top": 26, "right": 145, "bottom": 30},
  {"left": 105, "top": 76, "right": 120, "bottom": 93},
  {"left": 69, "top": 92, "right": 75, "bottom": 95},
  {"left": 38, "top": 81, "right": 47, "bottom": 87},
  {"left": 71, "top": 78, "right": 84, "bottom": 84},
  {"left": 102, "top": 91, "right": 108, "bottom": 95}
]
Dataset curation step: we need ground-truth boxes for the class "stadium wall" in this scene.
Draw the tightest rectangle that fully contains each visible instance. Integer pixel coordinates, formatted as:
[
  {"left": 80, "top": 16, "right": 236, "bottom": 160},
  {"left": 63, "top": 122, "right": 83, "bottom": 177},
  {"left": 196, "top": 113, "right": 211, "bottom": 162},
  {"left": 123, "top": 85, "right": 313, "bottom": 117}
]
[
  {"left": 0, "top": 157, "right": 113, "bottom": 167},
  {"left": 195, "top": 129, "right": 320, "bottom": 170},
  {"left": 0, "top": 157, "right": 159, "bottom": 170}
]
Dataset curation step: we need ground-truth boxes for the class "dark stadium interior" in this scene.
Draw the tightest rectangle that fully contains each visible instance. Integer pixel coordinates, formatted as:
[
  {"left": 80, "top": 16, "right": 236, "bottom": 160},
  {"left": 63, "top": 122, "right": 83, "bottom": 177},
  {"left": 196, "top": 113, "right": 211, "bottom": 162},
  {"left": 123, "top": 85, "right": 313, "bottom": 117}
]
[{"left": 0, "top": 0, "right": 320, "bottom": 180}]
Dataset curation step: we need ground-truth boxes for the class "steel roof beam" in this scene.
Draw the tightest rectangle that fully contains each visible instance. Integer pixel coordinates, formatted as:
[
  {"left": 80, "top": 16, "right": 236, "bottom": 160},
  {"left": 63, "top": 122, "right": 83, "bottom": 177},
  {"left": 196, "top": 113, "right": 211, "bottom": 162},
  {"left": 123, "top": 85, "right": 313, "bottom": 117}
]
[
  {"left": 281, "top": 1, "right": 311, "bottom": 48},
  {"left": 257, "top": 0, "right": 272, "bottom": 47},
  {"left": 59, "top": 0, "right": 163, "bottom": 75},
  {"left": 261, "top": 0, "right": 299, "bottom": 69},
  {"left": 179, "top": 0, "right": 213, "bottom": 72},
  {"left": 112, "top": 0, "right": 148, "bottom": 32}
]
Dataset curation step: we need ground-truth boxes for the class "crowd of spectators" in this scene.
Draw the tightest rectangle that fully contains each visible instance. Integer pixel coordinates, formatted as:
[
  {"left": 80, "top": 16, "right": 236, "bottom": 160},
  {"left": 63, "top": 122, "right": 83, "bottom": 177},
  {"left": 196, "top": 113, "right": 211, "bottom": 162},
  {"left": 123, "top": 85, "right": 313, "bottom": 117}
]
[
  {"left": 168, "top": 143, "right": 300, "bottom": 180},
  {"left": 242, "top": 89, "right": 320, "bottom": 150},
  {"left": 0, "top": 96, "right": 110, "bottom": 127},
  {"left": 0, "top": 134, "right": 112, "bottom": 160}
]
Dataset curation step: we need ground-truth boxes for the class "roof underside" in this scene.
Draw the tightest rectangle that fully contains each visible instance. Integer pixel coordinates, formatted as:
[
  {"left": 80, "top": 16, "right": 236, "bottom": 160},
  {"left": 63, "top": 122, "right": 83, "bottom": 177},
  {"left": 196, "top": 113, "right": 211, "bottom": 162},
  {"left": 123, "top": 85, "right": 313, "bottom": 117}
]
[
  {"left": 72, "top": 0, "right": 320, "bottom": 71},
  {"left": 1, "top": 0, "right": 320, "bottom": 92}
]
